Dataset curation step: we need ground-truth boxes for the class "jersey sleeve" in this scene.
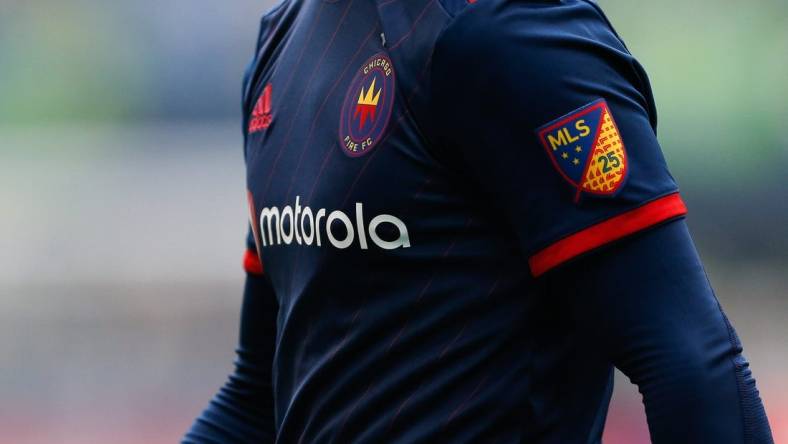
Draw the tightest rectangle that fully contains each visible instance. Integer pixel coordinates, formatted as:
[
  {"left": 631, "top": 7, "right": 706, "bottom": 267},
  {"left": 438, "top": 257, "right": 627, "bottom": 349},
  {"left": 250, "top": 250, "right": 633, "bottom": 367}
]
[
  {"left": 429, "top": 0, "right": 687, "bottom": 277},
  {"left": 551, "top": 219, "right": 773, "bottom": 443},
  {"left": 244, "top": 226, "right": 264, "bottom": 275}
]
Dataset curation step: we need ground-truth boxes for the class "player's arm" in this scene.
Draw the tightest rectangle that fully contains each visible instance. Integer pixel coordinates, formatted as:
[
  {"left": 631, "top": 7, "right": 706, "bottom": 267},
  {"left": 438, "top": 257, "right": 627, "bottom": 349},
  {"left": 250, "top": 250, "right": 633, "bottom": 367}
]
[
  {"left": 182, "top": 235, "right": 277, "bottom": 443},
  {"left": 429, "top": 1, "right": 772, "bottom": 442},
  {"left": 545, "top": 217, "right": 772, "bottom": 442}
]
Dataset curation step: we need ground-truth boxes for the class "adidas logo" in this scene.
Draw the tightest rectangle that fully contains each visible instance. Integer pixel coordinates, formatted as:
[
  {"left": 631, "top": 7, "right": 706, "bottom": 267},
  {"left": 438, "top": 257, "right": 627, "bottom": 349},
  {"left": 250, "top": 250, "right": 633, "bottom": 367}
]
[{"left": 249, "top": 83, "right": 273, "bottom": 134}]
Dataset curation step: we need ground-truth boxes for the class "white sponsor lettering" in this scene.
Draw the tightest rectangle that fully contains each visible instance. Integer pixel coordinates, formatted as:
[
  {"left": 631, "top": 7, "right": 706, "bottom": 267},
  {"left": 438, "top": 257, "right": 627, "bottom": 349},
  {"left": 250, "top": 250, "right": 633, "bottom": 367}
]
[{"left": 258, "top": 196, "right": 410, "bottom": 250}]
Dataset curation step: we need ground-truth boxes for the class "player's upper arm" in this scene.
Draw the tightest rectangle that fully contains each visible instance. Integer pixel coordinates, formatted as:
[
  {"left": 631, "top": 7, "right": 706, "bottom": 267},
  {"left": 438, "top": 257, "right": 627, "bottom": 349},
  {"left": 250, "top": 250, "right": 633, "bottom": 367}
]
[{"left": 429, "top": 0, "right": 686, "bottom": 276}]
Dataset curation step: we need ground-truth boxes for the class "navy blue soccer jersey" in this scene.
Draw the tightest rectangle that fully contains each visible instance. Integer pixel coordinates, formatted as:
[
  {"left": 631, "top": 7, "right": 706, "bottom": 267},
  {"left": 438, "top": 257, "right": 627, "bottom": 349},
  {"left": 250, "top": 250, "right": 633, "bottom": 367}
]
[{"left": 185, "top": 1, "right": 773, "bottom": 443}]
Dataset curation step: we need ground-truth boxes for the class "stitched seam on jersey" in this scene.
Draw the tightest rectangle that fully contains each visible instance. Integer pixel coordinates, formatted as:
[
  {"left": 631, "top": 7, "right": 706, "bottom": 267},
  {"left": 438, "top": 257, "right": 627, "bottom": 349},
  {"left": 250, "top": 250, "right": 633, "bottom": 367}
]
[
  {"left": 391, "top": 56, "right": 443, "bottom": 166},
  {"left": 380, "top": 0, "right": 446, "bottom": 170},
  {"left": 369, "top": 0, "right": 452, "bottom": 173},
  {"left": 419, "top": 0, "right": 476, "bottom": 169}
]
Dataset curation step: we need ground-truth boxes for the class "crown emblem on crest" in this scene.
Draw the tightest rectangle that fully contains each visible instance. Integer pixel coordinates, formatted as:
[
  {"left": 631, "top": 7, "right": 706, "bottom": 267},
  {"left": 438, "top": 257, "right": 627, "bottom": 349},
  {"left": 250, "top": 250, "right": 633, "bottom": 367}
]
[
  {"left": 339, "top": 53, "right": 396, "bottom": 157},
  {"left": 354, "top": 78, "right": 382, "bottom": 130}
]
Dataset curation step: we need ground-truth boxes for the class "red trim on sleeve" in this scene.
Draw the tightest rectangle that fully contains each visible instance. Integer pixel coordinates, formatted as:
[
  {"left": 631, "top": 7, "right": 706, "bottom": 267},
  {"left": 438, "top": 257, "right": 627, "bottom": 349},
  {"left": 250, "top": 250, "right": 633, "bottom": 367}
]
[
  {"left": 529, "top": 193, "right": 687, "bottom": 277},
  {"left": 243, "top": 249, "right": 264, "bottom": 275}
]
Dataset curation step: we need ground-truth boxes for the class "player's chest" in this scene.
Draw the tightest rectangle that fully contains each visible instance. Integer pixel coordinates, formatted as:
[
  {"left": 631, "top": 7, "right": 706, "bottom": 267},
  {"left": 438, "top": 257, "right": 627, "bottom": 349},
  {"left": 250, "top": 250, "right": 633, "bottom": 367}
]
[
  {"left": 242, "top": 23, "right": 434, "bottom": 217},
  {"left": 244, "top": 49, "right": 400, "bottom": 191},
  {"left": 243, "top": 40, "right": 443, "bottom": 266}
]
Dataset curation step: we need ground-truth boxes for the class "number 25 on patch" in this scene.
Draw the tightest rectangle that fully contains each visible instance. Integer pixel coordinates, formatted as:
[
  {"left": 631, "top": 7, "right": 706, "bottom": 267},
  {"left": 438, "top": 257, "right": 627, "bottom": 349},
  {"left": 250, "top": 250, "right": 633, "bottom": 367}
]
[{"left": 537, "top": 99, "right": 629, "bottom": 203}]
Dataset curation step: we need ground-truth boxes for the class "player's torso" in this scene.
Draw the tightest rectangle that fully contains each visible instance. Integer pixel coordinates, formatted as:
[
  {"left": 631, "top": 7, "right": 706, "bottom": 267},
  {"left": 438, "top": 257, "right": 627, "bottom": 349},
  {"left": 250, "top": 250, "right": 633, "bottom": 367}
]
[
  {"left": 244, "top": 0, "right": 452, "bottom": 275},
  {"left": 244, "top": 0, "right": 612, "bottom": 442}
]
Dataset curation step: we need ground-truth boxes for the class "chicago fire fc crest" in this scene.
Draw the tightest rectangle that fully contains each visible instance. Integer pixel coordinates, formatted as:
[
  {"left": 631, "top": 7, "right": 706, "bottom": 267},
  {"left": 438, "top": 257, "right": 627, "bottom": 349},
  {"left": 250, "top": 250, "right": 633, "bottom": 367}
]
[
  {"left": 339, "top": 53, "right": 396, "bottom": 157},
  {"left": 537, "top": 99, "right": 628, "bottom": 202}
]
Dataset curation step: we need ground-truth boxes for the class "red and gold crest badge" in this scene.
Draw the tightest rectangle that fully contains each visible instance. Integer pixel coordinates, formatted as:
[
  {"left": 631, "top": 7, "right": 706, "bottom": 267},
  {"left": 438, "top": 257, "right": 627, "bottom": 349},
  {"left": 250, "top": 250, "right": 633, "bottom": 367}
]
[
  {"left": 537, "top": 99, "right": 628, "bottom": 202},
  {"left": 339, "top": 53, "right": 396, "bottom": 157}
]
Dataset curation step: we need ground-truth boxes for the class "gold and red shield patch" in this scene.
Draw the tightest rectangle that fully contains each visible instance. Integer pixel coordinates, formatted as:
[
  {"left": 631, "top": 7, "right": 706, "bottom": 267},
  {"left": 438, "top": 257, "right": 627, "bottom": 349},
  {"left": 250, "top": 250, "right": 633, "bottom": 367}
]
[{"left": 537, "top": 99, "right": 628, "bottom": 202}]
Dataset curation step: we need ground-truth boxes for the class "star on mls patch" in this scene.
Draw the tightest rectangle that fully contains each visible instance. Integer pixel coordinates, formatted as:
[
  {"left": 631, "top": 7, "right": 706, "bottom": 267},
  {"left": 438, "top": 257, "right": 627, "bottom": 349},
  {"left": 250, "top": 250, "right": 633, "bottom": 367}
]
[{"left": 537, "top": 99, "right": 628, "bottom": 203}]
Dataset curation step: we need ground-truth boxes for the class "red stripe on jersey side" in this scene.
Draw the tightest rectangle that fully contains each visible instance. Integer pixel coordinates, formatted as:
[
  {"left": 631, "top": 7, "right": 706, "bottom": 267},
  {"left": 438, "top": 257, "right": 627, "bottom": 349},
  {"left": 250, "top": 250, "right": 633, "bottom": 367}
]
[
  {"left": 243, "top": 249, "right": 264, "bottom": 275},
  {"left": 529, "top": 193, "right": 688, "bottom": 277}
]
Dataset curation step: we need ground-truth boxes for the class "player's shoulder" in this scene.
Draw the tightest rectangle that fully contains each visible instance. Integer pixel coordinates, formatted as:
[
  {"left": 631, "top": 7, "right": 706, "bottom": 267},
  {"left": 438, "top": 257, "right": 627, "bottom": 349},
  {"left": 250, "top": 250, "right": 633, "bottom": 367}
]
[
  {"left": 439, "top": 0, "right": 608, "bottom": 25},
  {"left": 435, "top": 0, "right": 628, "bottom": 76},
  {"left": 438, "top": 0, "right": 572, "bottom": 17},
  {"left": 436, "top": 0, "right": 625, "bottom": 60},
  {"left": 256, "top": 0, "right": 295, "bottom": 43}
]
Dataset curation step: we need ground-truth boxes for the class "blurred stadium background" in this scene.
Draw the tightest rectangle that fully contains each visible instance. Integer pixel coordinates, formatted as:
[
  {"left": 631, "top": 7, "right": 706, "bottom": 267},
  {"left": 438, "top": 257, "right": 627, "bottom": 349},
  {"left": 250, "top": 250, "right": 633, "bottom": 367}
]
[{"left": 0, "top": 0, "right": 786, "bottom": 442}]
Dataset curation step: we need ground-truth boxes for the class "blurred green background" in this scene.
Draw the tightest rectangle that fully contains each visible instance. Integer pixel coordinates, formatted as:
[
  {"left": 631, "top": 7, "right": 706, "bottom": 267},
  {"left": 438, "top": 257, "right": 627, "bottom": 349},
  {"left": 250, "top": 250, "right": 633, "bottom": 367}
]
[{"left": 1, "top": 0, "right": 786, "bottom": 443}]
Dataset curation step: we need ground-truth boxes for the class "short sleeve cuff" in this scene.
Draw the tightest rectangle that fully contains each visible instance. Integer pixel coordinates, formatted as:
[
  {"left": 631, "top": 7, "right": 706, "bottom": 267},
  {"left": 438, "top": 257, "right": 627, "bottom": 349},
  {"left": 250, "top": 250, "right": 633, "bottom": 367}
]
[
  {"left": 528, "top": 193, "right": 688, "bottom": 277},
  {"left": 243, "top": 249, "right": 265, "bottom": 275}
]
